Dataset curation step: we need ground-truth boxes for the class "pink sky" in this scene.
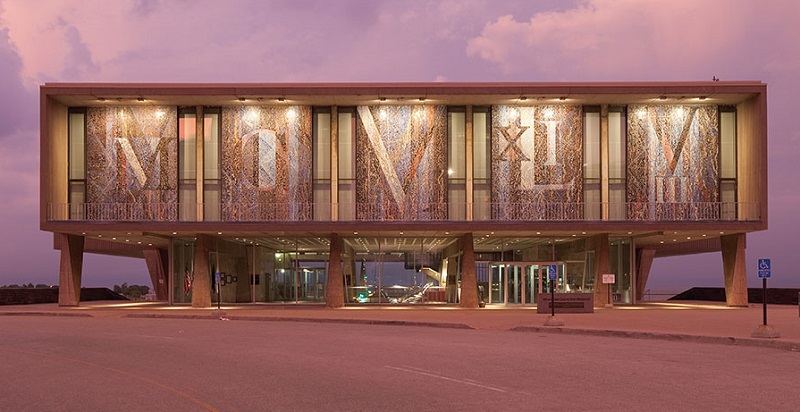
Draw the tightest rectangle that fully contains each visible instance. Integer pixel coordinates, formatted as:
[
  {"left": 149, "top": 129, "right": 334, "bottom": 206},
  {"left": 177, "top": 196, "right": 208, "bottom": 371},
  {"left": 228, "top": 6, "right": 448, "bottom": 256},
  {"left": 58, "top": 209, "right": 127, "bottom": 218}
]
[{"left": 1, "top": 0, "right": 798, "bottom": 289}]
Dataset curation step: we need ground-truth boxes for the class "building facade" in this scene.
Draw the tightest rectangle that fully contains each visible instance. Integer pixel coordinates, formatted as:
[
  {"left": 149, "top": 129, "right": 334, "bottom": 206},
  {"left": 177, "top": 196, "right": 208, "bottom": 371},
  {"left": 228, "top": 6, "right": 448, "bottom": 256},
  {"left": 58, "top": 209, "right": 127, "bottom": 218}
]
[{"left": 39, "top": 82, "right": 767, "bottom": 308}]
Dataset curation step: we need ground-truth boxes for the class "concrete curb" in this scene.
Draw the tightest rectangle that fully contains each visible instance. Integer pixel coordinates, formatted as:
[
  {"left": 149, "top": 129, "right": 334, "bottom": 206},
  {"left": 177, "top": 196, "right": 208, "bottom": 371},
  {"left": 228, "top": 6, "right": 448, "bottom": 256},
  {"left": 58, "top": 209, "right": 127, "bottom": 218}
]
[
  {"left": 0, "top": 312, "right": 93, "bottom": 318},
  {"left": 511, "top": 326, "right": 800, "bottom": 352},
  {"left": 123, "top": 313, "right": 475, "bottom": 330}
]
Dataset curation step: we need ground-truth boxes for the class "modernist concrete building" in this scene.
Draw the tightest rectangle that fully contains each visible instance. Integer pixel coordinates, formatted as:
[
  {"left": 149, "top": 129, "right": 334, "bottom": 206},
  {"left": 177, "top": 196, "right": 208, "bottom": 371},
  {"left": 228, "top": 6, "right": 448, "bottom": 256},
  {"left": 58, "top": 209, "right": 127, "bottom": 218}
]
[{"left": 39, "top": 82, "right": 767, "bottom": 308}]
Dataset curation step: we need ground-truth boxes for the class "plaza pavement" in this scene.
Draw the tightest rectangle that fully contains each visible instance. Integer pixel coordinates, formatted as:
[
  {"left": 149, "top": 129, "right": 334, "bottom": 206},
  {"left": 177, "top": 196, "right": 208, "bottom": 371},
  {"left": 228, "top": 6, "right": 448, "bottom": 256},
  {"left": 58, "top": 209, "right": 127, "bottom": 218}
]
[{"left": 2, "top": 300, "right": 799, "bottom": 351}]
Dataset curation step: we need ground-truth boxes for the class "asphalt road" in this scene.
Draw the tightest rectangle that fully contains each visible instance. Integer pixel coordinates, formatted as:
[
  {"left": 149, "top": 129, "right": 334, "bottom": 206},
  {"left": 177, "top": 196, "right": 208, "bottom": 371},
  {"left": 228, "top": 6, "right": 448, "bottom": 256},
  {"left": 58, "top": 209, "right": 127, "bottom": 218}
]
[{"left": 1, "top": 316, "right": 798, "bottom": 411}]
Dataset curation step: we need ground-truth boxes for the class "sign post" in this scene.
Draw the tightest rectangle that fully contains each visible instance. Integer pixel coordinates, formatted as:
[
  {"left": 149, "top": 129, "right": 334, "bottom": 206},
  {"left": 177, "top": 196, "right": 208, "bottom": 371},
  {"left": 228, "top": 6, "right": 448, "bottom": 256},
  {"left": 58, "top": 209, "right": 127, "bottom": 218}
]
[
  {"left": 215, "top": 271, "right": 222, "bottom": 310},
  {"left": 543, "top": 264, "right": 565, "bottom": 326},
  {"left": 752, "top": 258, "right": 779, "bottom": 338},
  {"left": 548, "top": 265, "right": 557, "bottom": 317},
  {"left": 602, "top": 274, "right": 615, "bottom": 308},
  {"left": 757, "top": 259, "right": 771, "bottom": 325}
]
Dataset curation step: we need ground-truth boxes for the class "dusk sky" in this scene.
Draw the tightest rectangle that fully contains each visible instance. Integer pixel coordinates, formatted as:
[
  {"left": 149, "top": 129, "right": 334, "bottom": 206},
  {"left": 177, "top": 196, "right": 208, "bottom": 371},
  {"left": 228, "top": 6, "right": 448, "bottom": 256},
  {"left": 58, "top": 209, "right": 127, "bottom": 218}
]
[{"left": 1, "top": 0, "right": 798, "bottom": 290}]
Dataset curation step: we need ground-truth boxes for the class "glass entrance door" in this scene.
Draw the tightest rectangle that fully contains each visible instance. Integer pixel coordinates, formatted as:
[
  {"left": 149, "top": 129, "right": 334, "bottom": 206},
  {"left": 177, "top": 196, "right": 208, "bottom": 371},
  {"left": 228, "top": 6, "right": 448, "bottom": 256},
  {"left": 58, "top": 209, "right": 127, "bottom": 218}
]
[
  {"left": 298, "top": 267, "right": 326, "bottom": 302},
  {"left": 488, "top": 262, "right": 564, "bottom": 305},
  {"left": 506, "top": 264, "right": 523, "bottom": 304}
]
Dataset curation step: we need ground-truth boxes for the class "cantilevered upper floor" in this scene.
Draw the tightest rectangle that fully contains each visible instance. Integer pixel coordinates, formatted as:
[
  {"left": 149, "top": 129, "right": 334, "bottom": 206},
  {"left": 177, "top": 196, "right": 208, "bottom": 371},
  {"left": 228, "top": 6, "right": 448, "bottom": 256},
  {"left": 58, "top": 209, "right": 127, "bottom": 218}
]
[{"left": 40, "top": 82, "right": 768, "bottom": 238}]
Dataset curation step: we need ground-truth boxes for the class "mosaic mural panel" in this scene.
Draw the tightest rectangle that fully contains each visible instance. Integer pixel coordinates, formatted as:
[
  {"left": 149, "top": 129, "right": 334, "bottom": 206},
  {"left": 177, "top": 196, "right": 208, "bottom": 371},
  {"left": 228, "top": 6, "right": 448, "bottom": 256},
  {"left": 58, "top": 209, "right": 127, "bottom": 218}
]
[
  {"left": 627, "top": 105, "right": 719, "bottom": 220},
  {"left": 491, "top": 105, "right": 583, "bottom": 220},
  {"left": 86, "top": 106, "right": 178, "bottom": 220},
  {"left": 221, "top": 106, "right": 312, "bottom": 221},
  {"left": 355, "top": 105, "right": 447, "bottom": 220}
]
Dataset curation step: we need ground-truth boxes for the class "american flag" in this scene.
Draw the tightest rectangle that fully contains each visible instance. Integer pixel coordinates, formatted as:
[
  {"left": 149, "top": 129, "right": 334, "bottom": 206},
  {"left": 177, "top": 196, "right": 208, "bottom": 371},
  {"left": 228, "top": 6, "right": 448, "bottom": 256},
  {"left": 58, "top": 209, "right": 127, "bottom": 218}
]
[{"left": 184, "top": 268, "right": 193, "bottom": 295}]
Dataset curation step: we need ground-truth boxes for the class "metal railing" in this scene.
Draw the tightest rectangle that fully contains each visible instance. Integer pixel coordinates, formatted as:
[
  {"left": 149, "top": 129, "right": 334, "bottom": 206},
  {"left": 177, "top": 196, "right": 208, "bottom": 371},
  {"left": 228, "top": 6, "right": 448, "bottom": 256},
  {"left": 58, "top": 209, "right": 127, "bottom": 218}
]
[{"left": 47, "top": 201, "right": 760, "bottom": 223}]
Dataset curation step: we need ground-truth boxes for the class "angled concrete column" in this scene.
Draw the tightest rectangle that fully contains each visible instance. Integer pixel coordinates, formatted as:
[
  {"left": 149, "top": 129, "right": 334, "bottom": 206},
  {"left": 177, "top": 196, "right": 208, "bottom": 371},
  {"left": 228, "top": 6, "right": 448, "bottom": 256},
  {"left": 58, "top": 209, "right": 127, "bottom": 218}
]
[
  {"left": 635, "top": 248, "right": 657, "bottom": 302},
  {"left": 143, "top": 248, "right": 169, "bottom": 301},
  {"left": 192, "top": 234, "right": 213, "bottom": 308},
  {"left": 326, "top": 233, "right": 344, "bottom": 308},
  {"left": 591, "top": 234, "right": 611, "bottom": 308},
  {"left": 58, "top": 233, "right": 84, "bottom": 307},
  {"left": 460, "top": 233, "right": 479, "bottom": 308},
  {"left": 721, "top": 233, "right": 748, "bottom": 307}
]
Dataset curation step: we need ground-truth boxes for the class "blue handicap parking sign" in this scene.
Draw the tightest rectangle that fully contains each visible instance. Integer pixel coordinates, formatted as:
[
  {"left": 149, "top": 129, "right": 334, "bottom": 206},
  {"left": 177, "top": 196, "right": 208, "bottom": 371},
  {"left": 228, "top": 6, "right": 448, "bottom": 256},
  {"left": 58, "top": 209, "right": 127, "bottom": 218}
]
[
  {"left": 757, "top": 259, "right": 771, "bottom": 278},
  {"left": 548, "top": 265, "right": 557, "bottom": 280}
]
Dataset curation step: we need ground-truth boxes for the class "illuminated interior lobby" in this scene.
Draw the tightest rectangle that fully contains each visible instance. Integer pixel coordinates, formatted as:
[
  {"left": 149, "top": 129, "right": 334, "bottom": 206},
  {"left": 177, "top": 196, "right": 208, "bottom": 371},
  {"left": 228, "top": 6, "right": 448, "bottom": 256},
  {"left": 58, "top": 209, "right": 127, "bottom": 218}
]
[{"left": 39, "top": 82, "right": 768, "bottom": 308}]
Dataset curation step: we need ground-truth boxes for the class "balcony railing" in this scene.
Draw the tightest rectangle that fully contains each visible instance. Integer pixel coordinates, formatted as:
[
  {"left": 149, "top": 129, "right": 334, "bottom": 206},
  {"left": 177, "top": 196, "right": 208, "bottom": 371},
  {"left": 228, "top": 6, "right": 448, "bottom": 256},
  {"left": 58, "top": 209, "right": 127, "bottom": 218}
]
[{"left": 46, "top": 202, "right": 760, "bottom": 223}]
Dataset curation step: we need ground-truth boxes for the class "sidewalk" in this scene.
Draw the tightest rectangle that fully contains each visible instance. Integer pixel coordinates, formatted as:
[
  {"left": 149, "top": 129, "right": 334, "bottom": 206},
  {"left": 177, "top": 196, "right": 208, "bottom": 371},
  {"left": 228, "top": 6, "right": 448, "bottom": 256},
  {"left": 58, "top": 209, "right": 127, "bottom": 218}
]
[{"left": 2, "top": 300, "right": 798, "bottom": 351}]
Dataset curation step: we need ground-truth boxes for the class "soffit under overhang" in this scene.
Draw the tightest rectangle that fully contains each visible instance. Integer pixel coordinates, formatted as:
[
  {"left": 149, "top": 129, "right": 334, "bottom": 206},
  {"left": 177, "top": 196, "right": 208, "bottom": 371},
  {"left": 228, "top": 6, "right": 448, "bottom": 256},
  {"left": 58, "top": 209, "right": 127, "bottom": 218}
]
[{"left": 43, "top": 82, "right": 764, "bottom": 107}]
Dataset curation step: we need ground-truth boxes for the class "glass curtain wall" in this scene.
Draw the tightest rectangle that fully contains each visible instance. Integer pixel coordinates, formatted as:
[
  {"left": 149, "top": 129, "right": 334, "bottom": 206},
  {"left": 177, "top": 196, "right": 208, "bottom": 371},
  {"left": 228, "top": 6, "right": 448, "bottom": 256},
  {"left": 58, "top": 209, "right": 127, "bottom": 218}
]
[
  {"left": 473, "top": 107, "right": 491, "bottom": 220},
  {"left": 584, "top": 107, "right": 601, "bottom": 219},
  {"left": 338, "top": 108, "right": 355, "bottom": 221},
  {"left": 204, "top": 108, "right": 221, "bottom": 221},
  {"left": 172, "top": 237, "right": 329, "bottom": 304},
  {"left": 172, "top": 238, "right": 195, "bottom": 304},
  {"left": 720, "top": 106, "right": 737, "bottom": 219},
  {"left": 609, "top": 236, "right": 632, "bottom": 303},
  {"left": 178, "top": 109, "right": 197, "bottom": 221},
  {"left": 448, "top": 108, "right": 466, "bottom": 220},
  {"left": 346, "top": 238, "right": 447, "bottom": 305},
  {"left": 313, "top": 108, "right": 332, "bottom": 221},
  {"left": 608, "top": 107, "right": 626, "bottom": 220},
  {"left": 67, "top": 108, "right": 86, "bottom": 220}
]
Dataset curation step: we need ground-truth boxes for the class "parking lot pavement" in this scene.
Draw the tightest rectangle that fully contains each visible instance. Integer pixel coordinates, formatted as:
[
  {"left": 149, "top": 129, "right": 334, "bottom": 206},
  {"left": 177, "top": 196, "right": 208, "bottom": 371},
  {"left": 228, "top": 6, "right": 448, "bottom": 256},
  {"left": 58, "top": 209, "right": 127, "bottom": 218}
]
[{"left": 2, "top": 300, "right": 799, "bottom": 350}]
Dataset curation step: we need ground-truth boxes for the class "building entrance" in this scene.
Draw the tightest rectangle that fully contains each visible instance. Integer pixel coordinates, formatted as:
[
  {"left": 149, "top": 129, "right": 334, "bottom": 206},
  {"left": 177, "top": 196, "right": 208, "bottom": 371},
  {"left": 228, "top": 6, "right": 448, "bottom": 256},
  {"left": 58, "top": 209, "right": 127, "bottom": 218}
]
[{"left": 487, "top": 262, "right": 564, "bottom": 305}]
